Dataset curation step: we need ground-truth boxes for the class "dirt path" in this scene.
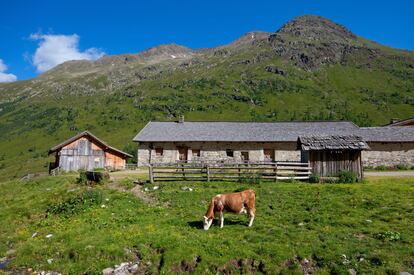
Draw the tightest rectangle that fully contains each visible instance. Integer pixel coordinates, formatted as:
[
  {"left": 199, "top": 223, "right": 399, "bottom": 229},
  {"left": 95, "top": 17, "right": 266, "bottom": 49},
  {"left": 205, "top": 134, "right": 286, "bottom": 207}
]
[{"left": 365, "top": 171, "right": 414, "bottom": 177}]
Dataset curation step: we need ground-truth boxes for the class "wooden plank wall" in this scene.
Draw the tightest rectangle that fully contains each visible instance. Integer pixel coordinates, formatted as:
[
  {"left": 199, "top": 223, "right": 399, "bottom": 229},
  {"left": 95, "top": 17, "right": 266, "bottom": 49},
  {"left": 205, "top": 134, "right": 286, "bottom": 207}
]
[
  {"left": 309, "top": 150, "right": 362, "bottom": 179},
  {"left": 59, "top": 138, "right": 105, "bottom": 171}
]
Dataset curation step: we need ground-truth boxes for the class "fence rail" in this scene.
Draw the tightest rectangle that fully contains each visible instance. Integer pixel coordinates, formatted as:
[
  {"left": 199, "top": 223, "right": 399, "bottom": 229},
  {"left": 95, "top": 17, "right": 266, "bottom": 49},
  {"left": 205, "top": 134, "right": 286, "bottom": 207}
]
[{"left": 149, "top": 162, "right": 311, "bottom": 183}]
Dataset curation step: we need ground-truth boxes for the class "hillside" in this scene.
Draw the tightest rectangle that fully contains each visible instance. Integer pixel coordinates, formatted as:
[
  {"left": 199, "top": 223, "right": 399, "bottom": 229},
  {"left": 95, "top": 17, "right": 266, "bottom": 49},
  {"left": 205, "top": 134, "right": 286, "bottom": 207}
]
[{"left": 0, "top": 15, "right": 414, "bottom": 179}]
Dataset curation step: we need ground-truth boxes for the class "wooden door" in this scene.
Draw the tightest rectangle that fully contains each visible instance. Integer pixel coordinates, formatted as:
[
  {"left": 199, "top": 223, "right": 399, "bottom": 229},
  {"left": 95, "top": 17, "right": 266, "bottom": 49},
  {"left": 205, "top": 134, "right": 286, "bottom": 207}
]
[
  {"left": 264, "top": 149, "right": 275, "bottom": 162},
  {"left": 178, "top": 147, "right": 188, "bottom": 161},
  {"left": 241, "top": 151, "right": 249, "bottom": 162}
]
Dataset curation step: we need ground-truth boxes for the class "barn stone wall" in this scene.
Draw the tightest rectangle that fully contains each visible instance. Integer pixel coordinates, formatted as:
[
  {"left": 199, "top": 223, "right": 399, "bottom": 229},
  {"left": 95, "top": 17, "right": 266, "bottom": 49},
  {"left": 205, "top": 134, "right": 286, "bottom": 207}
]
[
  {"left": 362, "top": 142, "right": 414, "bottom": 167},
  {"left": 137, "top": 141, "right": 300, "bottom": 166},
  {"left": 137, "top": 141, "right": 414, "bottom": 167}
]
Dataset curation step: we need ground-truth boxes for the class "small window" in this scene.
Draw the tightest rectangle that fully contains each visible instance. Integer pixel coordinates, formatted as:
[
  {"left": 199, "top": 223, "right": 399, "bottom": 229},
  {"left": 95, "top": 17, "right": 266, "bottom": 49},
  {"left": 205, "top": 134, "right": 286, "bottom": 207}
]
[
  {"left": 226, "top": 149, "right": 234, "bottom": 157},
  {"left": 155, "top": 148, "right": 163, "bottom": 156},
  {"left": 192, "top": 149, "right": 200, "bottom": 157}
]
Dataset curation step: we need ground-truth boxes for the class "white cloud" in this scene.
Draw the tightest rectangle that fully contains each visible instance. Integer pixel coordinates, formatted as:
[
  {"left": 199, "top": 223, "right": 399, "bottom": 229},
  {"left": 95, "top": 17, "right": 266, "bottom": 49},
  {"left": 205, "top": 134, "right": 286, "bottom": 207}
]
[
  {"left": 0, "top": 59, "right": 17, "bottom": 83},
  {"left": 30, "top": 33, "right": 105, "bottom": 72}
]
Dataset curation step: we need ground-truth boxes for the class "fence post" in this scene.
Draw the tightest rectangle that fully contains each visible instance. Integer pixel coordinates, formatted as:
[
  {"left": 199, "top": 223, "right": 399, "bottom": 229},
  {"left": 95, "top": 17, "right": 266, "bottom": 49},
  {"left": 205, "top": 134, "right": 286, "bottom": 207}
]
[
  {"left": 149, "top": 164, "right": 154, "bottom": 184},
  {"left": 274, "top": 162, "right": 277, "bottom": 182},
  {"left": 206, "top": 164, "right": 210, "bottom": 182},
  {"left": 238, "top": 163, "right": 241, "bottom": 179}
]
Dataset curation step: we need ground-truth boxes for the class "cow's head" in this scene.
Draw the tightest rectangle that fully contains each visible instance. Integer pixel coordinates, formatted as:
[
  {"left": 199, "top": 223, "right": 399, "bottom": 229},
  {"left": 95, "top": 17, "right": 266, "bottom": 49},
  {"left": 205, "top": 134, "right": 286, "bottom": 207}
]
[{"left": 203, "top": 216, "right": 213, "bottom": 230}]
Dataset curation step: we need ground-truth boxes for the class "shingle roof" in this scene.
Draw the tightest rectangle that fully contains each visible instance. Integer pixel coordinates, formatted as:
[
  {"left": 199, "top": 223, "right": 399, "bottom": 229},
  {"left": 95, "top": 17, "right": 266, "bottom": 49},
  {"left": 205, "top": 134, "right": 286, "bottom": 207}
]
[
  {"left": 384, "top": 116, "right": 414, "bottom": 126},
  {"left": 298, "top": 135, "right": 369, "bottom": 151},
  {"left": 134, "top": 121, "right": 414, "bottom": 143},
  {"left": 133, "top": 121, "right": 359, "bottom": 142},
  {"left": 358, "top": 127, "right": 414, "bottom": 142},
  {"left": 49, "top": 131, "right": 133, "bottom": 158}
]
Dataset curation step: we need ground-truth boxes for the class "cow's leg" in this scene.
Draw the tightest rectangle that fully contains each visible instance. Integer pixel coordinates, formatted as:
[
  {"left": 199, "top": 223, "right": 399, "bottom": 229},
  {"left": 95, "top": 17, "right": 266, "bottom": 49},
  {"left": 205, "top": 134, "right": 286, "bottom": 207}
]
[
  {"left": 220, "top": 212, "right": 224, "bottom": 228},
  {"left": 248, "top": 207, "right": 256, "bottom": 227}
]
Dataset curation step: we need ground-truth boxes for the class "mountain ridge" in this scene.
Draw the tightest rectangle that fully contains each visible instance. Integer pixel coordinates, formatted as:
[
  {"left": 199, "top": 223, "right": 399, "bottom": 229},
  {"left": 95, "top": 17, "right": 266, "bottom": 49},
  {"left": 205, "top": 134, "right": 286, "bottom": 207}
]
[{"left": 0, "top": 14, "right": 413, "bottom": 180}]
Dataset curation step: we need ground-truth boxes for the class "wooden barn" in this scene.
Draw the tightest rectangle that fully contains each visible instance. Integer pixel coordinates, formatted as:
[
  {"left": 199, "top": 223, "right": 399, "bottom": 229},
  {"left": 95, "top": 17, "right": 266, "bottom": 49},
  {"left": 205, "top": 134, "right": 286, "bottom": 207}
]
[
  {"left": 48, "top": 131, "right": 132, "bottom": 173},
  {"left": 298, "top": 135, "right": 369, "bottom": 179}
]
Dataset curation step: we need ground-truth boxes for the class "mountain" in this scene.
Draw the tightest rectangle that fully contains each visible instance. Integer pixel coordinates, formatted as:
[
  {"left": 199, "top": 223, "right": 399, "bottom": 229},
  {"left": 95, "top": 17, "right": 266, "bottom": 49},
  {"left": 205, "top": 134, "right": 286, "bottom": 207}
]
[{"left": 0, "top": 15, "right": 413, "bottom": 180}]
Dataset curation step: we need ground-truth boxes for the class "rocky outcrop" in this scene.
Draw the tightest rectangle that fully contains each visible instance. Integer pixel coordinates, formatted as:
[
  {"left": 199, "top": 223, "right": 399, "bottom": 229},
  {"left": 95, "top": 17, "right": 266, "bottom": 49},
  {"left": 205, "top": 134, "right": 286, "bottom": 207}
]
[{"left": 268, "top": 15, "right": 375, "bottom": 70}]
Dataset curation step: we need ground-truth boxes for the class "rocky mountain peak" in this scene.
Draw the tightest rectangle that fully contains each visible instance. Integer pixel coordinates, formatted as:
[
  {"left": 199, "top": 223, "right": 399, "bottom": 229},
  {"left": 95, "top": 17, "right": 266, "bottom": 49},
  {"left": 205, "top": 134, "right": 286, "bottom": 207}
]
[
  {"left": 227, "top": 31, "right": 271, "bottom": 48},
  {"left": 137, "top": 43, "right": 194, "bottom": 60},
  {"left": 269, "top": 15, "right": 366, "bottom": 70},
  {"left": 276, "top": 15, "right": 357, "bottom": 43}
]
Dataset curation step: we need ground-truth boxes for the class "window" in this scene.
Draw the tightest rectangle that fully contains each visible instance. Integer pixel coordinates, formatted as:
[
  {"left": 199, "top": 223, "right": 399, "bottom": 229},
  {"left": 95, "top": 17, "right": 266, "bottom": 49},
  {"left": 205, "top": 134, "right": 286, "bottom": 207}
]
[
  {"left": 155, "top": 148, "right": 163, "bottom": 156},
  {"left": 192, "top": 149, "right": 201, "bottom": 157},
  {"left": 226, "top": 149, "right": 234, "bottom": 157},
  {"left": 241, "top": 151, "right": 249, "bottom": 161}
]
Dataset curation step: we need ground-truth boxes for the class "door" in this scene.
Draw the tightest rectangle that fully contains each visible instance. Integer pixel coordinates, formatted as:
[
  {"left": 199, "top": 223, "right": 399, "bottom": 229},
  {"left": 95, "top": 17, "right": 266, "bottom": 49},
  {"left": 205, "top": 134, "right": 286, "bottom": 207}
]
[
  {"left": 177, "top": 147, "right": 188, "bottom": 161},
  {"left": 264, "top": 149, "right": 275, "bottom": 162},
  {"left": 241, "top": 151, "right": 249, "bottom": 162}
]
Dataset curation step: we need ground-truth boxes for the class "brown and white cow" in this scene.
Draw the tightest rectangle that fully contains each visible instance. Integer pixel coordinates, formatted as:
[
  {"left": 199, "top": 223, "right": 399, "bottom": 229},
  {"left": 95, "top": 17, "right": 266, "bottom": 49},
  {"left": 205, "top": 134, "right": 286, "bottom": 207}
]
[{"left": 203, "top": 189, "right": 256, "bottom": 230}]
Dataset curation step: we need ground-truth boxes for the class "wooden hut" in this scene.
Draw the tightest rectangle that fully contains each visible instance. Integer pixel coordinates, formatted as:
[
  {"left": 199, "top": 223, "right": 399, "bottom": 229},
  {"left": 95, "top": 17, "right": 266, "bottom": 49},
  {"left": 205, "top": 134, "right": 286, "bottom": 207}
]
[
  {"left": 48, "top": 131, "right": 132, "bottom": 173},
  {"left": 298, "top": 135, "right": 369, "bottom": 179}
]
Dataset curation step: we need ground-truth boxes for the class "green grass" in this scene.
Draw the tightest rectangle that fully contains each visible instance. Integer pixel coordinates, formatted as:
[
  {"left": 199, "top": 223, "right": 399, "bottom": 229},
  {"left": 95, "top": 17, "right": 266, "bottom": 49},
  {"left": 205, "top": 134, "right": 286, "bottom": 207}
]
[{"left": 0, "top": 176, "right": 413, "bottom": 274}]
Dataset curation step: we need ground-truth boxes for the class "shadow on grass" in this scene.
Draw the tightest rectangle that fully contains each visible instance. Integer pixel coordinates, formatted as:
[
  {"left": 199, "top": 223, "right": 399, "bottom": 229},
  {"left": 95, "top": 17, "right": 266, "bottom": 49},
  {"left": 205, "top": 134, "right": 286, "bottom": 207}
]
[{"left": 187, "top": 219, "right": 248, "bottom": 229}]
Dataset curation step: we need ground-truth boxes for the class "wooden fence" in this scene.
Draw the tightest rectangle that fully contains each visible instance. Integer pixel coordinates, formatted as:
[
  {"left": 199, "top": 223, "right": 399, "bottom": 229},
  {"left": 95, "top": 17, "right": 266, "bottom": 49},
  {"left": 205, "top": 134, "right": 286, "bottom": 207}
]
[{"left": 149, "top": 161, "right": 311, "bottom": 183}]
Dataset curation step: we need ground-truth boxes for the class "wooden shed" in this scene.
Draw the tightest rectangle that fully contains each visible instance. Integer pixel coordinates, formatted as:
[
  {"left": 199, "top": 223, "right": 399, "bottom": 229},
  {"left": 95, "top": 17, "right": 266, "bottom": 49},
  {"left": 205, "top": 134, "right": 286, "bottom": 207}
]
[
  {"left": 298, "top": 135, "right": 369, "bottom": 179},
  {"left": 48, "top": 131, "right": 132, "bottom": 173}
]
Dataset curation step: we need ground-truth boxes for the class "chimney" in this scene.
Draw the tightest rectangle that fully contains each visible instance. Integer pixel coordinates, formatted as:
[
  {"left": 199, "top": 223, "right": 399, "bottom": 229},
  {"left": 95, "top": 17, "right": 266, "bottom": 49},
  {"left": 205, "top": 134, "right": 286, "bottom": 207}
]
[{"left": 179, "top": 115, "right": 185, "bottom": 123}]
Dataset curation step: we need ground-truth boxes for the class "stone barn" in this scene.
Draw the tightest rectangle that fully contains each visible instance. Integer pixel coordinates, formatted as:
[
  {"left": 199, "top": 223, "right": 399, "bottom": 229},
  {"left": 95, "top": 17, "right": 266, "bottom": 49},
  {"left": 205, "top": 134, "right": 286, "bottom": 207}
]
[
  {"left": 133, "top": 121, "right": 361, "bottom": 166},
  {"left": 133, "top": 120, "right": 414, "bottom": 168},
  {"left": 49, "top": 131, "right": 132, "bottom": 172},
  {"left": 298, "top": 135, "right": 369, "bottom": 179}
]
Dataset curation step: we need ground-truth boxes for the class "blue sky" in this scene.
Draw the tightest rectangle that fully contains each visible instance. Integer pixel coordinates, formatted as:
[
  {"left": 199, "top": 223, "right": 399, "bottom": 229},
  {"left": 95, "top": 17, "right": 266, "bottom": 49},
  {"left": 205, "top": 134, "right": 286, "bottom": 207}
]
[{"left": 0, "top": 0, "right": 413, "bottom": 81}]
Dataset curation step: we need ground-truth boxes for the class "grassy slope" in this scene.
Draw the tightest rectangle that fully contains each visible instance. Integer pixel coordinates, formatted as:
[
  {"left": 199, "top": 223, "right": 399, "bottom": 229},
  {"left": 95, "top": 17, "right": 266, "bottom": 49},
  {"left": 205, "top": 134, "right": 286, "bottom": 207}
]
[{"left": 0, "top": 176, "right": 413, "bottom": 274}]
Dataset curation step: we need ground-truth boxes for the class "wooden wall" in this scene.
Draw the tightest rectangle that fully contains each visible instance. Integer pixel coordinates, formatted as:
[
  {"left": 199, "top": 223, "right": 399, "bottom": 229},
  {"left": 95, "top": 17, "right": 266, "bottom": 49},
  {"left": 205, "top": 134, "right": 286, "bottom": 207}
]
[
  {"left": 105, "top": 152, "right": 126, "bottom": 170},
  {"left": 58, "top": 137, "right": 106, "bottom": 171},
  {"left": 303, "top": 150, "right": 363, "bottom": 179}
]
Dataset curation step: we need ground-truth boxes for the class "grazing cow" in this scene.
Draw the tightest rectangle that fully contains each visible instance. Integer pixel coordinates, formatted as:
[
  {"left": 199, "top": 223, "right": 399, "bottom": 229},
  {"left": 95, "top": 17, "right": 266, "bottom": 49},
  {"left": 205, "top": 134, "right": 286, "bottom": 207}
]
[{"left": 203, "top": 189, "right": 256, "bottom": 230}]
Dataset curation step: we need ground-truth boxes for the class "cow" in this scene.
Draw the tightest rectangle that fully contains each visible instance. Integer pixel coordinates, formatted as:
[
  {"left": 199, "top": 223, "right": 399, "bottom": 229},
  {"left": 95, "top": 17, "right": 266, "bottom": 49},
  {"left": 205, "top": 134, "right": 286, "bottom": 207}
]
[{"left": 203, "top": 189, "right": 256, "bottom": 230}]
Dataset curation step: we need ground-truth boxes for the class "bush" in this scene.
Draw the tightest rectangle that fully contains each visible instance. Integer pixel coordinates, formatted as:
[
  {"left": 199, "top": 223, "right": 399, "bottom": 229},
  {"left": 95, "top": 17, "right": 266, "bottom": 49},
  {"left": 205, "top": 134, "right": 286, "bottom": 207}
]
[
  {"left": 375, "top": 165, "right": 386, "bottom": 171},
  {"left": 76, "top": 171, "right": 88, "bottom": 185},
  {"left": 76, "top": 171, "right": 109, "bottom": 185},
  {"left": 337, "top": 170, "right": 357, "bottom": 183},
  {"left": 46, "top": 190, "right": 102, "bottom": 217},
  {"left": 308, "top": 173, "right": 320, "bottom": 183},
  {"left": 395, "top": 164, "right": 409, "bottom": 170}
]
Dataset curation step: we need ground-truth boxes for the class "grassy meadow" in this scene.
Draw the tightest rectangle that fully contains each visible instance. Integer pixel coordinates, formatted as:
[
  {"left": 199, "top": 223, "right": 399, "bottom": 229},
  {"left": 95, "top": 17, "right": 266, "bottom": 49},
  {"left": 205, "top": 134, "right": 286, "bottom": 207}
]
[{"left": 0, "top": 174, "right": 413, "bottom": 274}]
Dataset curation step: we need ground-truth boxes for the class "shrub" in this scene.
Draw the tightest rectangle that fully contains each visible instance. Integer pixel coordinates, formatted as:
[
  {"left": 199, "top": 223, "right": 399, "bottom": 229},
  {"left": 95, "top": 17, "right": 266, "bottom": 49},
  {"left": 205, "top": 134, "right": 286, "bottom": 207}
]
[
  {"left": 337, "top": 170, "right": 357, "bottom": 183},
  {"left": 76, "top": 171, "right": 88, "bottom": 185},
  {"left": 46, "top": 190, "right": 102, "bottom": 217},
  {"left": 308, "top": 173, "right": 320, "bottom": 183},
  {"left": 395, "top": 164, "right": 409, "bottom": 170},
  {"left": 76, "top": 171, "right": 109, "bottom": 185},
  {"left": 375, "top": 165, "right": 386, "bottom": 171}
]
